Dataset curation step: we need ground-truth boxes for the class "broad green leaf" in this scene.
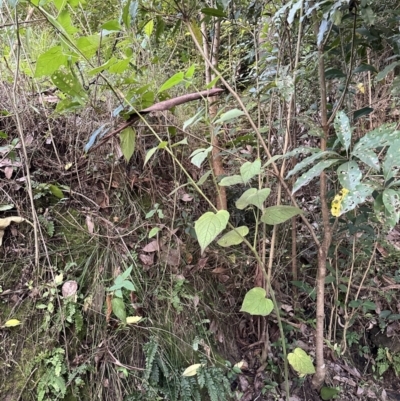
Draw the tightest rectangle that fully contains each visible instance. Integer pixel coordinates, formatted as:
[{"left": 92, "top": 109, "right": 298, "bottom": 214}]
[
  {"left": 144, "top": 19, "right": 154, "bottom": 37},
  {"left": 334, "top": 111, "right": 351, "bottom": 152},
  {"left": 190, "top": 21, "right": 203, "bottom": 46},
  {"left": 286, "top": 151, "right": 339, "bottom": 179},
  {"left": 120, "top": 266, "right": 133, "bottom": 281},
  {"left": 292, "top": 159, "right": 340, "bottom": 194},
  {"left": 126, "top": 316, "right": 142, "bottom": 324},
  {"left": 144, "top": 147, "right": 158, "bottom": 166},
  {"left": 219, "top": 175, "right": 244, "bottom": 186},
  {"left": 75, "top": 35, "right": 101, "bottom": 59},
  {"left": 88, "top": 57, "right": 117, "bottom": 75},
  {"left": 49, "top": 184, "right": 64, "bottom": 199},
  {"left": 240, "top": 159, "right": 261, "bottom": 183},
  {"left": 352, "top": 147, "right": 379, "bottom": 170},
  {"left": 321, "top": 387, "right": 340, "bottom": 400},
  {"left": 4, "top": 319, "right": 21, "bottom": 327},
  {"left": 57, "top": 10, "right": 79, "bottom": 35},
  {"left": 325, "top": 68, "right": 346, "bottom": 79},
  {"left": 261, "top": 205, "right": 303, "bottom": 225},
  {"left": 235, "top": 188, "right": 271, "bottom": 210},
  {"left": 201, "top": 7, "right": 227, "bottom": 18},
  {"left": 194, "top": 210, "right": 229, "bottom": 253},
  {"left": 340, "top": 182, "right": 375, "bottom": 215},
  {"left": 51, "top": 70, "right": 87, "bottom": 103},
  {"left": 337, "top": 161, "right": 362, "bottom": 190},
  {"left": 120, "top": 127, "right": 136, "bottom": 162},
  {"left": 185, "top": 64, "right": 195, "bottom": 79},
  {"left": 108, "top": 58, "right": 130, "bottom": 74},
  {"left": 215, "top": 109, "right": 245, "bottom": 124},
  {"left": 149, "top": 227, "right": 161, "bottom": 238},
  {"left": 382, "top": 189, "right": 400, "bottom": 226},
  {"left": 217, "top": 226, "right": 249, "bottom": 247},
  {"left": 354, "top": 63, "right": 377, "bottom": 74},
  {"left": 171, "top": 138, "right": 188, "bottom": 148},
  {"left": 182, "top": 363, "right": 203, "bottom": 377},
  {"left": 317, "top": 19, "right": 329, "bottom": 47},
  {"left": 287, "top": 348, "right": 315, "bottom": 376},
  {"left": 34, "top": 46, "right": 68, "bottom": 77},
  {"left": 190, "top": 147, "right": 212, "bottom": 168},
  {"left": 353, "top": 107, "right": 374, "bottom": 121},
  {"left": 183, "top": 109, "right": 204, "bottom": 130},
  {"left": 0, "top": 204, "right": 14, "bottom": 211},
  {"left": 383, "top": 139, "right": 400, "bottom": 182},
  {"left": 240, "top": 287, "right": 273, "bottom": 316},
  {"left": 263, "top": 154, "right": 282, "bottom": 168},
  {"left": 284, "top": 147, "right": 320, "bottom": 159},
  {"left": 375, "top": 61, "right": 400, "bottom": 82},
  {"left": 287, "top": 0, "right": 303, "bottom": 24},
  {"left": 197, "top": 170, "right": 212, "bottom": 186},
  {"left": 101, "top": 20, "right": 122, "bottom": 31},
  {"left": 111, "top": 298, "right": 127, "bottom": 323},
  {"left": 353, "top": 123, "right": 399, "bottom": 151},
  {"left": 122, "top": 0, "right": 132, "bottom": 27},
  {"left": 159, "top": 72, "right": 184, "bottom": 92},
  {"left": 122, "top": 281, "right": 135, "bottom": 291}
]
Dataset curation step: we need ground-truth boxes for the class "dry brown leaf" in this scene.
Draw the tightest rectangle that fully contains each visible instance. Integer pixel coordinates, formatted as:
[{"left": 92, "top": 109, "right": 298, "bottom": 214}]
[
  {"left": 0, "top": 216, "right": 25, "bottom": 246},
  {"left": 181, "top": 193, "right": 193, "bottom": 202},
  {"left": 196, "top": 257, "right": 208, "bottom": 270},
  {"left": 211, "top": 267, "right": 228, "bottom": 274},
  {"left": 160, "top": 248, "right": 180, "bottom": 266},
  {"left": 139, "top": 253, "right": 154, "bottom": 266},
  {"left": 106, "top": 294, "right": 112, "bottom": 323},
  {"left": 142, "top": 240, "right": 160, "bottom": 252}
]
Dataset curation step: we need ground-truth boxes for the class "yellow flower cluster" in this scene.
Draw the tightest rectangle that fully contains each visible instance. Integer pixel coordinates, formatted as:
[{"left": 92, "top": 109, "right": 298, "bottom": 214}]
[{"left": 331, "top": 188, "right": 350, "bottom": 217}]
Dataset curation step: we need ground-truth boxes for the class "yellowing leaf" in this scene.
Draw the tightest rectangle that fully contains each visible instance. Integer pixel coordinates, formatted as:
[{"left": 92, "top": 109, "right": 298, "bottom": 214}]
[
  {"left": 182, "top": 363, "right": 203, "bottom": 377},
  {"left": 287, "top": 348, "right": 315, "bottom": 376},
  {"left": 126, "top": 316, "right": 142, "bottom": 324},
  {"left": 357, "top": 83, "right": 365, "bottom": 94},
  {"left": 331, "top": 188, "right": 349, "bottom": 217},
  {"left": 4, "top": 319, "right": 21, "bottom": 327}
]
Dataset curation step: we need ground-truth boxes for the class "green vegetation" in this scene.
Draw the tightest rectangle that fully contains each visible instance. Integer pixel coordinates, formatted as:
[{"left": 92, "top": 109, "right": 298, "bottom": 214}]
[{"left": 1, "top": 0, "right": 400, "bottom": 400}]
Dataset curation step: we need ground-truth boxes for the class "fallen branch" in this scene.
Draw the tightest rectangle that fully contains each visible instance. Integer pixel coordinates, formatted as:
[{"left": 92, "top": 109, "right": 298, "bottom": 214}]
[{"left": 87, "top": 88, "right": 225, "bottom": 153}]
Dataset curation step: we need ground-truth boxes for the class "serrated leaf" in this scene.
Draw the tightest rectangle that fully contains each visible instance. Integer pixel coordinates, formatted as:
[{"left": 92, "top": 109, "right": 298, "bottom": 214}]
[
  {"left": 144, "top": 147, "right": 158, "bottom": 166},
  {"left": 286, "top": 151, "right": 338, "bottom": 179},
  {"left": 182, "top": 363, "right": 203, "bottom": 377},
  {"left": 351, "top": 147, "right": 379, "bottom": 170},
  {"left": 215, "top": 109, "right": 245, "bottom": 124},
  {"left": 194, "top": 210, "right": 229, "bottom": 253},
  {"left": 240, "top": 287, "right": 273, "bottom": 316},
  {"left": 4, "top": 319, "right": 21, "bottom": 327},
  {"left": 217, "top": 226, "right": 249, "bottom": 247},
  {"left": 321, "top": 387, "right": 340, "bottom": 400},
  {"left": 49, "top": 184, "right": 64, "bottom": 199},
  {"left": 240, "top": 159, "right": 261, "bottom": 183},
  {"left": 34, "top": 46, "right": 68, "bottom": 77},
  {"left": 292, "top": 159, "right": 340, "bottom": 194},
  {"left": 219, "top": 175, "right": 244, "bottom": 186},
  {"left": 120, "top": 127, "right": 136, "bottom": 162},
  {"left": 261, "top": 205, "right": 303, "bottom": 225},
  {"left": 383, "top": 139, "right": 400, "bottom": 182},
  {"left": 235, "top": 188, "right": 271, "bottom": 210},
  {"left": 334, "top": 111, "right": 351, "bottom": 152},
  {"left": 126, "top": 316, "right": 142, "bottom": 324},
  {"left": 111, "top": 297, "right": 127, "bottom": 323},
  {"left": 340, "top": 183, "right": 375, "bottom": 215},
  {"left": 337, "top": 161, "right": 362, "bottom": 190},
  {"left": 159, "top": 72, "right": 184, "bottom": 92},
  {"left": 287, "top": 348, "right": 315, "bottom": 375}
]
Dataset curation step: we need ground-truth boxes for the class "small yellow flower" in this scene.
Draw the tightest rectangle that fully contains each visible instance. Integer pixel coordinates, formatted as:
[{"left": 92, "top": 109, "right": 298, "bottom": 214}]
[{"left": 331, "top": 188, "right": 349, "bottom": 217}]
